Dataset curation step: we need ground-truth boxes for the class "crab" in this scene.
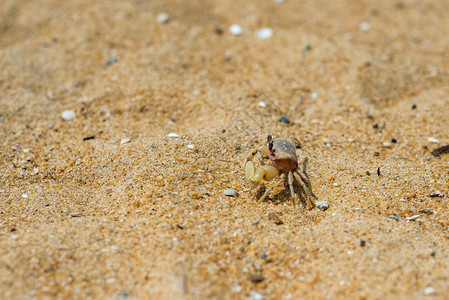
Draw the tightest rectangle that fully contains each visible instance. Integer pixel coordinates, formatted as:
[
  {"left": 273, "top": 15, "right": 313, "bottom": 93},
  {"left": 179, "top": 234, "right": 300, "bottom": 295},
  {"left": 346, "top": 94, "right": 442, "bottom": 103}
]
[{"left": 244, "top": 134, "right": 316, "bottom": 209}]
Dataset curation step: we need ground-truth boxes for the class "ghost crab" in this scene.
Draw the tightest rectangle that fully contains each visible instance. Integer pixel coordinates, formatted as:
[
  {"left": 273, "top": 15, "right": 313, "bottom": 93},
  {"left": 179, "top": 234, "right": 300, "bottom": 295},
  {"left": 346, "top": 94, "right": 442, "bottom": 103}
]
[{"left": 244, "top": 134, "right": 316, "bottom": 209}]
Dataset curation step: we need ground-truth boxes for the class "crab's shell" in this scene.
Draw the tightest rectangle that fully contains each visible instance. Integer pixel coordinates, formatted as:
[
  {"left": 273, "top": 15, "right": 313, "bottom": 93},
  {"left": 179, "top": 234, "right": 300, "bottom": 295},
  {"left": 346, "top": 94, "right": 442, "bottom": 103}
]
[{"left": 268, "top": 139, "right": 298, "bottom": 173}]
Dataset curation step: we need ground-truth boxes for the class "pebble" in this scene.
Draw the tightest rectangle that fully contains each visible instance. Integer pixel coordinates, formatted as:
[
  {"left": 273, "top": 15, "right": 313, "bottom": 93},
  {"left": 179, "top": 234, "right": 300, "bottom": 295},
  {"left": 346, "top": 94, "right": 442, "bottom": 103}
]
[
  {"left": 268, "top": 212, "right": 284, "bottom": 225},
  {"left": 359, "top": 22, "right": 371, "bottom": 31},
  {"left": 427, "top": 137, "right": 439, "bottom": 143},
  {"left": 233, "top": 285, "right": 242, "bottom": 292},
  {"left": 249, "top": 274, "right": 265, "bottom": 283},
  {"left": 254, "top": 27, "right": 273, "bottom": 40},
  {"left": 388, "top": 215, "right": 400, "bottom": 221},
  {"left": 187, "top": 144, "right": 194, "bottom": 149},
  {"left": 424, "top": 287, "right": 435, "bottom": 295},
  {"left": 311, "top": 92, "right": 318, "bottom": 99},
  {"left": 70, "top": 212, "right": 85, "bottom": 217},
  {"left": 406, "top": 215, "right": 420, "bottom": 221},
  {"left": 258, "top": 101, "right": 267, "bottom": 108},
  {"left": 229, "top": 24, "right": 243, "bottom": 36},
  {"left": 429, "top": 191, "right": 443, "bottom": 197},
  {"left": 225, "top": 49, "right": 232, "bottom": 61},
  {"left": 383, "top": 141, "right": 391, "bottom": 148},
  {"left": 302, "top": 44, "right": 312, "bottom": 53},
  {"left": 250, "top": 291, "right": 264, "bottom": 300},
  {"left": 61, "top": 110, "right": 76, "bottom": 121},
  {"left": 120, "top": 138, "right": 131, "bottom": 144},
  {"left": 316, "top": 200, "right": 329, "bottom": 211},
  {"left": 104, "top": 58, "right": 118, "bottom": 67},
  {"left": 157, "top": 13, "right": 170, "bottom": 24},
  {"left": 274, "top": 0, "right": 285, "bottom": 2},
  {"left": 224, "top": 189, "right": 239, "bottom": 197},
  {"left": 33, "top": 168, "right": 39, "bottom": 175},
  {"left": 167, "top": 133, "right": 179, "bottom": 138},
  {"left": 22, "top": 194, "right": 28, "bottom": 198},
  {"left": 278, "top": 115, "right": 290, "bottom": 124}
]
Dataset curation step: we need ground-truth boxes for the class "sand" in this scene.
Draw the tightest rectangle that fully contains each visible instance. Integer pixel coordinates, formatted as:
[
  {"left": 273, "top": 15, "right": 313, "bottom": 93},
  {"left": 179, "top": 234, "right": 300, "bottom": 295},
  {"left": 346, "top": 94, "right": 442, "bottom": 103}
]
[{"left": 1, "top": 0, "right": 449, "bottom": 299}]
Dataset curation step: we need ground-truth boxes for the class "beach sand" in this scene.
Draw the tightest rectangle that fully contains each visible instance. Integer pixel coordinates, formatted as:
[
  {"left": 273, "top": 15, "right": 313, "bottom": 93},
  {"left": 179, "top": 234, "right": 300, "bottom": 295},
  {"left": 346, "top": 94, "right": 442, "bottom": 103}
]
[{"left": 1, "top": 0, "right": 449, "bottom": 298}]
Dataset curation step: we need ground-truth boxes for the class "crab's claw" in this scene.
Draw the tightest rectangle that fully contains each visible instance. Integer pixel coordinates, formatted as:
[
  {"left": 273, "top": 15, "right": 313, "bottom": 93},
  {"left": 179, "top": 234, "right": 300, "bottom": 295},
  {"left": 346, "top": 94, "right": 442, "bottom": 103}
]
[
  {"left": 245, "top": 161, "right": 258, "bottom": 187},
  {"left": 245, "top": 161, "right": 279, "bottom": 187}
]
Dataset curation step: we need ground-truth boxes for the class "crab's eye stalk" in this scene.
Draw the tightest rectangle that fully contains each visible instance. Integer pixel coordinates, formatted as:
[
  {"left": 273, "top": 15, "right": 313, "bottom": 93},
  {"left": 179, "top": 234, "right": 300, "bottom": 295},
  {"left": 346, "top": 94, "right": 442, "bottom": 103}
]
[{"left": 267, "top": 135, "right": 273, "bottom": 151}]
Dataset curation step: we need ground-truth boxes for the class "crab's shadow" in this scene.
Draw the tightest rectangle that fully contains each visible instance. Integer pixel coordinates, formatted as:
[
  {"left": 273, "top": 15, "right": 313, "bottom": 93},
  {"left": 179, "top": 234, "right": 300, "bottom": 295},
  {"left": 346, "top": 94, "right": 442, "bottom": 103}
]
[{"left": 255, "top": 177, "right": 313, "bottom": 208}]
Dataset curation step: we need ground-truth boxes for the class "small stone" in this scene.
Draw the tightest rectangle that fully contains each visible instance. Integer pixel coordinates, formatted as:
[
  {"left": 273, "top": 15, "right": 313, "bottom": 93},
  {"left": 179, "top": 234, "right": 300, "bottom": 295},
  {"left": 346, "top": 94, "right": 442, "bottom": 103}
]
[
  {"left": 229, "top": 24, "right": 243, "bottom": 35},
  {"left": 278, "top": 115, "right": 290, "bottom": 124},
  {"left": 274, "top": 0, "right": 285, "bottom": 2},
  {"left": 250, "top": 291, "right": 264, "bottom": 300},
  {"left": 406, "top": 214, "right": 420, "bottom": 221},
  {"left": 214, "top": 26, "right": 224, "bottom": 35},
  {"left": 167, "top": 133, "right": 179, "bottom": 138},
  {"left": 258, "top": 101, "right": 266, "bottom": 108},
  {"left": 388, "top": 215, "right": 400, "bottom": 221},
  {"left": 83, "top": 135, "right": 95, "bottom": 141},
  {"left": 22, "top": 194, "right": 28, "bottom": 198},
  {"left": 316, "top": 200, "right": 329, "bottom": 211},
  {"left": 187, "top": 144, "right": 194, "bottom": 149},
  {"left": 224, "top": 189, "right": 239, "bottom": 197},
  {"left": 332, "top": 182, "right": 339, "bottom": 187},
  {"left": 70, "top": 212, "right": 85, "bottom": 217},
  {"left": 424, "top": 287, "right": 435, "bottom": 295},
  {"left": 254, "top": 27, "right": 273, "bottom": 40},
  {"left": 302, "top": 44, "right": 312, "bottom": 53},
  {"left": 359, "top": 22, "right": 371, "bottom": 31},
  {"left": 104, "top": 58, "right": 118, "bottom": 67},
  {"left": 383, "top": 141, "right": 391, "bottom": 148},
  {"left": 431, "top": 145, "right": 449, "bottom": 156},
  {"left": 249, "top": 274, "right": 265, "bottom": 283},
  {"left": 268, "top": 212, "right": 283, "bottom": 225},
  {"left": 120, "top": 138, "right": 131, "bottom": 144},
  {"left": 61, "top": 110, "right": 76, "bottom": 121},
  {"left": 157, "top": 13, "right": 170, "bottom": 24},
  {"left": 429, "top": 191, "right": 443, "bottom": 197},
  {"left": 225, "top": 49, "right": 232, "bottom": 61},
  {"left": 33, "top": 168, "right": 39, "bottom": 175},
  {"left": 311, "top": 92, "right": 318, "bottom": 99},
  {"left": 428, "top": 137, "right": 439, "bottom": 143},
  {"left": 360, "top": 240, "right": 366, "bottom": 247}
]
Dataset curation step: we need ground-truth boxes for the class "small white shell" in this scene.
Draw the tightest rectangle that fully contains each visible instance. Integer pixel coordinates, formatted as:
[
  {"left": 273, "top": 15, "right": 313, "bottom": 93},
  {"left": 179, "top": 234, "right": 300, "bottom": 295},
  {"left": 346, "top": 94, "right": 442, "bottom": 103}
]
[
  {"left": 316, "top": 200, "right": 329, "bottom": 211},
  {"left": 229, "top": 24, "right": 243, "bottom": 36},
  {"left": 61, "top": 110, "right": 76, "bottom": 121},
  {"left": 224, "top": 189, "right": 239, "bottom": 197}
]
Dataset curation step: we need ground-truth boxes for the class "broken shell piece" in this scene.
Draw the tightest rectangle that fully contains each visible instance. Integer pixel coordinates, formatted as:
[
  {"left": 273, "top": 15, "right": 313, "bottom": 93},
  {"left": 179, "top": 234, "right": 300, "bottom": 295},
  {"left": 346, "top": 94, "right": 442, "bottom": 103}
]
[
  {"left": 316, "top": 200, "right": 330, "bottom": 211},
  {"left": 224, "top": 189, "right": 239, "bottom": 197}
]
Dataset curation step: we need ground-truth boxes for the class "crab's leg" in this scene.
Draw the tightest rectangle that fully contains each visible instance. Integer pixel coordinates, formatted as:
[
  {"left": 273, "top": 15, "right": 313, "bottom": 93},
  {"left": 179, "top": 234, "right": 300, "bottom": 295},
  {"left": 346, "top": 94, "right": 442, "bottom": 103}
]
[
  {"left": 296, "top": 165, "right": 317, "bottom": 199},
  {"left": 290, "top": 136, "right": 303, "bottom": 150},
  {"left": 258, "top": 175, "right": 284, "bottom": 202},
  {"left": 288, "top": 172, "right": 297, "bottom": 207},
  {"left": 293, "top": 171, "right": 315, "bottom": 210}
]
